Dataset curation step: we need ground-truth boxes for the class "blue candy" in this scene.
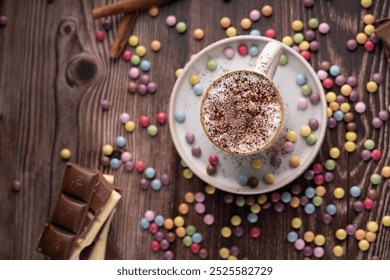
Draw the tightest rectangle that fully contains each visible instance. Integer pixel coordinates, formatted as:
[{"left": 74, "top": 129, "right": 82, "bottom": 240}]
[
  {"left": 349, "top": 186, "right": 361, "bottom": 198},
  {"left": 110, "top": 158, "right": 121, "bottom": 169},
  {"left": 115, "top": 136, "right": 126, "bottom": 147},
  {"left": 281, "top": 192, "right": 292, "bottom": 203},
  {"left": 144, "top": 167, "right": 156, "bottom": 179},
  {"left": 333, "top": 110, "right": 344, "bottom": 122},
  {"left": 140, "top": 60, "right": 151, "bottom": 72},
  {"left": 305, "top": 187, "right": 315, "bottom": 199},
  {"left": 249, "top": 29, "right": 261, "bottom": 36},
  {"left": 329, "top": 65, "right": 341, "bottom": 77},
  {"left": 287, "top": 231, "right": 298, "bottom": 243},
  {"left": 249, "top": 45, "right": 260, "bottom": 56},
  {"left": 193, "top": 83, "right": 203, "bottom": 96},
  {"left": 304, "top": 203, "right": 315, "bottom": 214},
  {"left": 326, "top": 204, "right": 337, "bottom": 215},
  {"left": 151, "top": 179, "right": 162, "bottom": 190},
  {"left": 154, "top": 215, "right": 164, "bottom": 227},
  {"left": 140, "top": 218, "right": 150, "bottom": 229},
  {"left": 247, "top": 212, "right": 258, "bottom": 223},
  {"left": 238, "top": 175, "right": 249, "bottom": 186},
  {"left": 192, "top": 232, "right": 203, "bottom": 243},
  {"left": 296, "top": 73, "right": 307, "bottom": 85},
  {"left": 174, "top": 112, "right": 186, "bottom": 123}
]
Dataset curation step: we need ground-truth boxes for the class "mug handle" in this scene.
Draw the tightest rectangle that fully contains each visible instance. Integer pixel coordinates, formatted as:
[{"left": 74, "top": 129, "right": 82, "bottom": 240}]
[{"left": 255, "top": 41, "right": 284, "bottom": 80}]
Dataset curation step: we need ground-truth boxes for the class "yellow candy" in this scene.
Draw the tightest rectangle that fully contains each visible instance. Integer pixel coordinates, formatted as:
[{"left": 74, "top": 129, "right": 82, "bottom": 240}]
[
  {"left": 363, "top": 14, "right": 375, "bottom": 25},
  {"left": 315, "top": 186, "right": 326, "bottom": 197},
  {"left": 125, "top": 121, "right": 136, "bottom": 132},
  {"left": 102, "top": 144, "right": 113, "bottom": 156},
  {"left": 175, "top": 68, "right": 183, "bottom": 78},
  {"left": 340, "top": 84, "right": 352, "bottom": 96},
  {"left": 230, "top": 215, "right": 242, "bottom": 226},
  {"left": 282, "top": 36, "right": 293, "bottom": 46},
  {"left": 299, "top": 41, "right": 310, "bottom": 51},
  {"left": 344, "top": 141, "right": 356, "bottom": 153},
  {"left": 356, "top": 32, "right": 368, "bottom": 44},
  {"left": 354, "top": 229, "right": 366, "bottom": 240},
  {"left": 345, "top": 132, "right": 357, "bottom": 141},
  {"left": 333, "top": 187, "right": 345, "bottom": 199},
  {"left": 251, "top": 158, "right": 263, "bottom": 170},
  {"left": 303, "top": 231, "right": 315, "bottom": 243},
  {"left": 175, "top": 226, "right": 186, "bottom": 238},
  {"left": 164, "top": 218, "right": 174, "bottom": 230},
  {"left": 358, "top": 239, "right": 370, "bottom": 251},
  {"left": 329, "top": 147, "right": 341, "bottom": 159},
  {"left": 365, "top": 231, "right": 377, "bottom": 242},
  {"left": 366, "top": 81, "right": 378, "bottom": 93},
  {"left": 174, "top": 216, "right": 185, "bottom": 227},
  {"left": 227, "top": 255, "right": 237, "bottom": 260},
  {"left": 128, "top": 35, "right": 139, "bottom": 47},
  {"left": 193, "top": 28, "right": 205, "bottom": 40},
  {"left": 333, "top": 245, "right": 344, "bottom": 257},
  {"left": 219, "top": 17, "right": 231, "bottom": 29},
  {"left": 314, "top": 234, "right": 326, "bottom": 246},
  {"left": 286, "top": 130, "right": 298, "bottom": 142},
  {"left": 178, "top": 203, "right": 189, "bottom": 215},
  {"left": 366, "top": 221, "right": 379, "bottom": 233},
  {"left": 300, "top": 125, "right": 312, "bottom": 137},
  {"left": 135, "top": 45, "right": 147, "bottom": 57},
  {"left": 189, "top": 74, "right": 200, "bottom": 85},
  {"left": 205, "top": 185, "right": 216, "bottom": 195},
  {"left": 340, "top": 103, "right": 351, "bottom": 113},
  {"left": 335, "top": 229, "right": 347, "bottom": 240},
  {"left": 219, "top": 247, "right": 230, "bottom": 259},
  {"left": 327, "top": 107, "right": 333, "bottom": 118},
  {"left": 184, "top": 192, "right": 195, "bottom": 203},
  {"left": 221, "top": 226, "right": 232, "bottom": 238},
  {"left": 60, "top": 148, "right": 71, "bottom": 160},
  {"left": 289, "top": 155, "right": 300, "bottom": 168},
  {"left": 291, "top": 20, "right": 304, "bottom": 32},
  {"left": 226, "top": 26, "right": 237, "bottom": 37},
  {"left": 263, "top": 172, "right": 275, "bottom": 184},
  {"left": 291, "top": 217, "right": 302, "bottom": 229},
  {"left": 183, "top": 168, "right": 194, "bottom": 179},
  {"left": 382, "top": 216, "right": 390, "bottom": 227},
  {"left": 364, "top": 24, "right": 375, "bottom": 36},
  {"left": 240, "top": 18, "right": 252, "bottom": 30},
  {"left": 257, "top": 194, "right": 267, "bottom": 205},
  {"left": 250, "top": 203, "right": 261, "bottom": 214},
  {"left": 381, "top": 166, "right": 390, "bottom": 178},
  {"left": 150, "top": 40, "right": 161, "bottom": 52},
  {"left": 326, "top": 91, "right": 337, "bottom": 103},
  {"left": 361, "top": 0, "right": 372, "bottom": 9}
]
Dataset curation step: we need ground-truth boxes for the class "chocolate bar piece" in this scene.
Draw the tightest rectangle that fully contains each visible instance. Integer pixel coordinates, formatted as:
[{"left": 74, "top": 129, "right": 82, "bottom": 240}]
[
  {"left": 375, "top": 18, "right": 390, "bottom": 65},
  {"left": 37, "top": 163, "right": 99, "bottom": 259}
]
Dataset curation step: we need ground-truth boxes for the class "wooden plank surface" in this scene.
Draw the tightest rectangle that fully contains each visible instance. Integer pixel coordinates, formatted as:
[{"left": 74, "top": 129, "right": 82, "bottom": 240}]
[{"left": 0, "top": 0, "right": 389, "bottom": 260}]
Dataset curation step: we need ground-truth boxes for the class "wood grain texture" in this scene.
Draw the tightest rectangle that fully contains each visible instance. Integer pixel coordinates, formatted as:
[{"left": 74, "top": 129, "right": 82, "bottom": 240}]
[{"left": 0, "top": 0, "right": 390, "bottom": 260}]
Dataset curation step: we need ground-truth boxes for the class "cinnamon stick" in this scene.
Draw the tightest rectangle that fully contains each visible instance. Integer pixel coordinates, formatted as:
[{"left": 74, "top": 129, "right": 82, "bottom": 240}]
[
  {"left": 92, "top": 0, "right": 170, "bottom": 19},
  {"left": 109, "top": 11, "right": 139, "bottom": 59}
]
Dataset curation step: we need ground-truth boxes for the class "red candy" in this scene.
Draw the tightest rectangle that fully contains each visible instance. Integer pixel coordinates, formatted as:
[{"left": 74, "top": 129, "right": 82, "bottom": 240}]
[
  {"left": 364, "top": 40, "right": 375, "bottom": 52},
  {"left": 148, "top": 223, "right": 159, "bottom": 234},
  {"left": 190, "top": 243, "right": 200, "bottom": 254},
  {"left": 139, "top": 116, "right": 149, "bottom": 127},
  {"left": 237, "top": 44, "right": 248, "bottom": 56},
  {"left": 314, "top": 174, "right": 325, "bottom": 185},
  {"left": 122, "top": 50, "right": 132, "bottom": 61},
  {"left": 363, "top": 198, "right": 375, "bottom": 210},
  {"left": 264, "top": 28, "right": 276, "bottom": 39},
  {"left": 135, "top": 160, "right": 145, "bottom": 172},
  {"left": 156, "top": 112, "right": 167, "bottom": 124},
  {"left": 300, "top": 50, "right": 311, "bottom": 61},
  {"left": 271, "top": 192, "right": 281, "bottom": 203},
  {"left": 322, "top": 78, "right": 334, "bottom": 89},
  {"left": 208, "top": 154, "right": 219, "bottom": 165},
  {"left": 150, "top": 240, "right": 160, "bottom": 251},
  {"left": 312, "top": 163, "right": 323, "bottom": 174},
  {"left": 95, "top": 31, "right": 105, "bottom": 42},
  {"left": 250, "top": 226, "right": 261, "bottom": 238},
  {"left": 371, "top": 149, "right": 382, "bottom": 161}
]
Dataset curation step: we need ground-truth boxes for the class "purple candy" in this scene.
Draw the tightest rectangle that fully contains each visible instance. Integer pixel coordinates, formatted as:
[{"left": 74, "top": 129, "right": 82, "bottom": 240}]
[
  {"left": 283, "top": 141, "right": 295, "bottom": 153},
  {"left": 194, "top": 202, "right": 206, "bottom": 214},
  {"left": 313, "top": 247, "right": 324, "bottom": 258},
  {"left": 249, "top": 9, "right": 261, "bottom": 21},
  {"left": 294, "top": 239, "right": 305, "bottom": 250},
  {"left": 355, "top": 102, "right": 366, "bottom": 113},
  {"left": 223, "top": 193, "right": 234, "bottom": 204},
  {"left": 322, "top": 213, "right": 333, "bottom": 224},
  {"left": 120, "top": 112, "right": 131, "bottom": 124},
  {"left": 185, "top": 132, "right": 195, "bottom": 144},
  {"left": 165, "top": 15, "right": 177, "bottom": 27},
  {"left": 245, "top": 196, "right": 255, "bottom": 206},
  {"left": 304, "top": 170, "right": 315, "bottom": 181},
  {"left": 102, "top": 18, "right": 113, "bottom": 31},
  {"left": 346, "top": 39, "right": 358, "bottom": 51},
  {"left": 336, "top": 95, "right": 346, "bottom": 104},
  {"left": 147, "top": 82, "right": 157, "bottom": 93},
  {"left": 203, "top": 214, "right": 214, "bottom": 225},
  {"left": 305, "top": 30, "right": 316, "bottom": 41},
  {"left": 335, "top": 75, "right": 346, "bottom": 86},
  {"left": 0, "top": 15, "right": 7, "bottom": 27},
  {"left": 372, "top": 73, "right": 383, "bottom": 83},
  {"left": 274, "top": 202, "right": 284, "bottom": 212},
  {"left": 309, "top": 93, "right": 320, "bottom": 104},
  {"left": 139, "top": 178, "right": 149, "bottom": 190},
  {"left": 124, "top": 161, "right": 134, "bottom": 171},
  {"left": 154, "top": 231, "right": 164, "bottom": 241},
  {"left": 137, "top": 84, "right": 147, "bottom": 95},
  {"left": 318, "top": 22, "right": 330, "bottom": 34},
  {"left": 262, "top": 201, "right": 272, "bottom": 209},
  {"left": 129, "top": 67, "right": 140, "bottom": 79},
  {"left": 378, "top": 110, "right": 389, "bottom": 121},
  {"left": 195, "top": 192, "right": 205, "bottom": 202},
  {"left": 327, "top": 117, "right": 337, "bottom": 128},
  {"left": 361, "top": 149, "right": 372, "bottom": 161},
  {"left": 229, "top": 245, "right": 240, "bottom": 256},
  {"left": 303, "top": 0, "right": 314, "bottom": 8},
  {"left": 101, "top": 99, "right": 110, "bottom": 110},
  {"left": 139, "top": 74, "right": 150, "bottom": 84},
  {"left": 191, "top": 146, "right": 202, "bottom": 157},
  {"left": 303, "top": 246, "right": 313, "bottom": 257},
  {"left": 324, "top": 172, "right": 334, "bottom": 183},
  {"left": 372, "top": 117, "right": 383, "bottom": 128},
  {"left": 161, "top": 174, "right": 170, "bottom": 185},
  {"left": 160, "top": 239, "right": 170, "bottom": 250},
  {"left": 271, "top": 155, "right": 282, "bottom": 167},
  {"left": 223, "top": 47, "right": 235, "bottom": 59},
  {"left": 291, "top": 45, "right": 300, "bottom": 53},
  {"left": 300, "top": 196, "right": 309, "bottom": 206},
  {"left": 317, "top": 69, "right": 328, "bottom": 80},
  {"left": 297, "top": 98, "right": 309, "bottom": 110},
  {"left": 347, "top": 76, "right": 358, "bottom": 87},
  {"left": 121, "top": 151, "right": 132, "bottom": 162},
  {"left": 308, "top": 118, "right": 319, "bottom": 130},
  {"left": 291, "top": 184, "right": 302, "bottom": 195},
  {"left": 346, "top": 224, "right": 357, "bottom": 235},
  {"left": 233, "top": 226, "right": 244, "bottom": 237},
  {"left": 349, "top": 90, "right": 359, "bottom": 102},
  {"left": 353, "top": 201, "right": 364, "bottom": 212},
  {"left": 163, "top": 250, "right": 175, "bottom": 260},
  {"left": 309, "top": 41, "right": 320, "bottom": 52},
  {"left": 370, "top": 33, "right": 379, "bottom": 43}
]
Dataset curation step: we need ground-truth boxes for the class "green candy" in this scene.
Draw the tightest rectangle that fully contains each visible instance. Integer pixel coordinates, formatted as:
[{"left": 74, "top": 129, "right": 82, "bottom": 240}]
[
  {"left": 308, "top": 18, "right": 319, "bottom": 29},
  {"left": 147, "top": 125, "right": 158, "bottom": 136},
  {"left": 370, "top": 173, "right": 381, "bottom": 185},
  {"left": 279, "top": 53, "right": 288, "bottom": 66},
  {"left": 176, "top": 22, "right": 187, "bottom": 34},
  {"left": 293, "top": 33, "right": 304, "bottom": 44},
  {"left": 183, "top": 235, "right": 193, "bottom": 247},
  {"left": 186, "top": 225, "right": 196, "bottom": 236},
  {"left": 325, "top": 159, "right": 336, "bottom": 171},
  {"left": 130, "top": 55, "right": 141, "bottom": 66},
  {"left": 301, "top": 84, "right": 312, "bottom": 96},
  {"left": 363, "top": 139, "right": 375, "bottom": 150},
  {"left": 207, "top": 58, "right": 217, "bottom": 71},
  {"left": 306, "top": 133, "right": 317, "bottom": 145},
  {"left": 312, "top": 196, "right": 323, "bottom": 207},
  {"left": 180, "top": 159, "right": 188, "bottom": 168}
]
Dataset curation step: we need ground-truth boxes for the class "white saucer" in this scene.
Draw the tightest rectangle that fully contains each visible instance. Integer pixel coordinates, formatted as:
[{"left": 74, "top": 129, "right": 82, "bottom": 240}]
[{"left": 169, "top": 36, "right": 327, "bottom": 194}]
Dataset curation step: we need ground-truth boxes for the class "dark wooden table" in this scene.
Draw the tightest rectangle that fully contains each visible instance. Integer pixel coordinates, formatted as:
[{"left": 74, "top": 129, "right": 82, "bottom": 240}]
[{"left": 1, "top": 0, "right": 390, "bottom": 260}]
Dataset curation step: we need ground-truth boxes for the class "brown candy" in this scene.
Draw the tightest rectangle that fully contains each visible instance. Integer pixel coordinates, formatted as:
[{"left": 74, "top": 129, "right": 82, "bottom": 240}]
[
  {"left": 128, "top": 82, "right": 137, "bottom": 93},
  {"left": 320, "top": 60, "right": 331, "bottom": 71},
  {"left": 248, "top": 177, "right": 259, "bottom": 188},
  {"left": 11, "top": 180, "right": 21, "bottom": 192},
  {"left": 100, "top": 156, "right": 110, "bottom": 167},
  {"left": 346, "top": 122, "right": 356, "bottom": 131},
  {"left": 166, "top": 232, "right": 176, "bottom": 243},
  {"left": 199, "top": 248, "right": 209, "bottom": 259},
  {"left": 206, "top": 164, "right": 217, "bottom": 175},
  {"left": 367, "top": 189, "right": 378, "bottom": 200},
  {"left": 343, "top": 112, "right": 354, "bottom": 123}
]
